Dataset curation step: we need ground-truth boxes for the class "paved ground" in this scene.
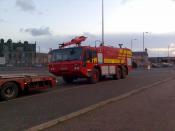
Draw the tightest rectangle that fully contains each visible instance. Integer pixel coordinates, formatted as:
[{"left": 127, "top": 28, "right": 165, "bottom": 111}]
[
  {"left": 0, "top": 68, "right": 174, "bottom": 131},
  {"left": 45, "top": 74, "right": 175, "bottom": 131}
]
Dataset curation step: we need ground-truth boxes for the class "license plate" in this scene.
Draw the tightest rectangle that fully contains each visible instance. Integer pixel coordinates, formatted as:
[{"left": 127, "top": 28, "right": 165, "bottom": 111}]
[{"left": 60, "top": 67, "right": 68, "bottom": 70}]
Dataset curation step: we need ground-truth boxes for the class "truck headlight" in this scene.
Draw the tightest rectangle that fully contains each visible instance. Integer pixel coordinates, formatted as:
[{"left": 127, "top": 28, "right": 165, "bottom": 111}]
[{"left": 74, "top": 64, "right": 80, "bottom": 70}]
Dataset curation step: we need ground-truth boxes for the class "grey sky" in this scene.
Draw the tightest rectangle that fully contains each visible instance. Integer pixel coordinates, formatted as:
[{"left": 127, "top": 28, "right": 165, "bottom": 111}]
[{"left": 0, "top": 0, "right": 175, "bottom": 57}]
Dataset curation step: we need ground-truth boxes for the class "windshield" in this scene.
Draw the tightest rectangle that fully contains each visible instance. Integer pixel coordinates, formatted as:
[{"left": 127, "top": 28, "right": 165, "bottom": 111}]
[{"left": 49, "top": 47, "right": 83, "bottom": 62}]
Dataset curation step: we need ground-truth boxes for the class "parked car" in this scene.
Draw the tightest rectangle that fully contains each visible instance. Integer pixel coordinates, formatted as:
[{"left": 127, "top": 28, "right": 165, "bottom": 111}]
[{"left": 161, "top": 62, "right": 173, "bottom": 67}]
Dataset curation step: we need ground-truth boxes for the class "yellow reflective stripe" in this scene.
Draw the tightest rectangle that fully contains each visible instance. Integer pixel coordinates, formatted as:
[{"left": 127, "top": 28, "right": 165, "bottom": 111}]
[
  {"left": 121, "top": 59, "right": 125, "bottom": 63},
  {"left": 104, "top": 58, "right": 121, "bottom": 64}
]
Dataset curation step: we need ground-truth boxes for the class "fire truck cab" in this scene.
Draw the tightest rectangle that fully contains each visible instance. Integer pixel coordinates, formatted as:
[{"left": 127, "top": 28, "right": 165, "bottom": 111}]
[{"left": 48, "top": 36, "right": 132, "bottom": 84}]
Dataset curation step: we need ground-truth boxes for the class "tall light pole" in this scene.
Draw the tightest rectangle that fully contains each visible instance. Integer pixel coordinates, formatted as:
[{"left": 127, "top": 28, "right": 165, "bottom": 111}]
[
  {"left": 131, "top": 38, "right": 137, "bottom": 50},
  {"left": 101, "top": 0, "right": 104, "bottom": 46},
  {"left": 143, "top": 32, "right": 149, "bottom": 52},
  {"left": 168, "top": 45, "right": 170, "bottom": 58}
]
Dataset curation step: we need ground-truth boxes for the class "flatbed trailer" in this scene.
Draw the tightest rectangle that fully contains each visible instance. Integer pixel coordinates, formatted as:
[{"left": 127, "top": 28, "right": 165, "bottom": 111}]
[{"left": 0, "top": 74, "right": 56, "bottom": 100}]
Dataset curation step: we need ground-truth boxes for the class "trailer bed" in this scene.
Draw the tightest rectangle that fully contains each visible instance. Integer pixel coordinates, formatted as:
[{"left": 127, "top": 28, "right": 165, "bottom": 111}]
[{"left": 0, "top": 74, "right": 56, "bottom": 100}]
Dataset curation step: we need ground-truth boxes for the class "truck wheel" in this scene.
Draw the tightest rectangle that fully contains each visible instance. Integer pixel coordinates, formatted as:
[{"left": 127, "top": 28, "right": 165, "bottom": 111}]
[
  {"left": 121, "top": 66, "right": 127, "bottom": 79},
  {"left": 63, "top": 77, "right": 73, "bottom": 84},
  {"left": 0, "top": 82, "right": 19, "bottom": 100},
  {"left": 89, "top": 69, "right": 100, "bottom": 84},
  {"left": 113, "top": 67, "right": 121, "bottom": 80}
]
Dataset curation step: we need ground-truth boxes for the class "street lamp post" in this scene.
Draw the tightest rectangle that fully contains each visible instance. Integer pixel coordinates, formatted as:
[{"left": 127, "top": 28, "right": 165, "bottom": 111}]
[
  {"left": 131, "top": 38, "right": 137, "bottom": 50},
  {"left": 168, "top": 45, "right": 170, "bottom": 58},
  {"left": 168, "top": 43, "right": 174, "bottom": 62},
  {"left": 143, "top": 32, "right": 149, "bottom": 51},
  {"left": 101, "top": 0, "right": 104, "bottom": 46}
]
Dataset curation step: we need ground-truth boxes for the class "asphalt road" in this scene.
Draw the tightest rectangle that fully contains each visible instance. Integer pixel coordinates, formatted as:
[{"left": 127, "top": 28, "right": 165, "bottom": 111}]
[
  {"left": 46, "top": 72, "right": 175, "bottom": 131},
  {"left": 0, "top": 68, "right": 174, "bottom": 131}
]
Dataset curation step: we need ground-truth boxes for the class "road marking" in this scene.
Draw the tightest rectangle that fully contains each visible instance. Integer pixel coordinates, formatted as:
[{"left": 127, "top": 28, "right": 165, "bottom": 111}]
[{"left": 26, "top": 77, "right": 174, "bottom": 131}]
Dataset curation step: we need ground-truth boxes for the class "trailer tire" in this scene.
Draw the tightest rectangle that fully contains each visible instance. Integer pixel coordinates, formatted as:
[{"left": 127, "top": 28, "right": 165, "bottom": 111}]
[
  {"left": 0, "top": 82, "right": 19, "bottom": 100},
  {"left": 89, "top": 69, "right": 100, "bottom": 84},
  {"left": 121, "top": 66, "right": 127, "bottom": 79},
  {"left": 63, "top": 77, "right": 73, "bottom": 84}
]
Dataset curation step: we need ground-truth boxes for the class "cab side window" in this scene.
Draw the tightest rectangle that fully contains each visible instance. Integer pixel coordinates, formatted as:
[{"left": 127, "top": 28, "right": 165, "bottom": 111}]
[
  {"left": 92, "top": 50, "right": 97, "bottom": 58},
  {"left": 87, "top": 49, "right": 93, "bottom": 62},
  {"left": 83, "top": 49, "right": 96, "bottom": 64}
]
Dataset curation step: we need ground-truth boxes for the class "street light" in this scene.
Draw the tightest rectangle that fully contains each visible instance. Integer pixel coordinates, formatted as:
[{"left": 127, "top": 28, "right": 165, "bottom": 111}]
[
  {"left": 143, "top": 32, "right": 149, "bottom": 51},
  {"left": 131, "top": 38, "right": 137, "bottom": 50},
  {"left": 101, "top": 0, "right": 104, "bottom": 46},
  {"left": 168, "top": 43, "right": 174, "bottom": 57}
]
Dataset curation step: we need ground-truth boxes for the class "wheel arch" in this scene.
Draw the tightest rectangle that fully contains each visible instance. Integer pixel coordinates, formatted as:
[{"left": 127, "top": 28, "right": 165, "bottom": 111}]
[
  {"left": 124, "top": 65, "right": 129, "bottom": 75},
  {"left": 94, "top": 65, "right": 101, "bottom": 76}
]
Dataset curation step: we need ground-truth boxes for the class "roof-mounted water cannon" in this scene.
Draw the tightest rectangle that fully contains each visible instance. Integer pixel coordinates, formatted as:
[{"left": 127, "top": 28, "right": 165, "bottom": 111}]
[
  {"left": 118, "top": 44, "right": 123, "bottom": 48},
  {"left": 59, "top": 36, "right": 87, "bottom": 49}
]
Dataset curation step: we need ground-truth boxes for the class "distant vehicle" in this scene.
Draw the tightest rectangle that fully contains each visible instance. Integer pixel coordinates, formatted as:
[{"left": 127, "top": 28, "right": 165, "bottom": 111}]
[
  {"left": 48, "top": 36, "right": 132, "bottom": 84},
  {"left": 161, "top": 62, "right": 173, "bottom": 67},
  {"left": 151, "top": 62, "right": 173, "bottom": 68},
  {"left": 0, "top": 74, "right": 56, "bottom": 100},
  {"left": 151, "top": 63, "right": 161, "bottom": 68}
]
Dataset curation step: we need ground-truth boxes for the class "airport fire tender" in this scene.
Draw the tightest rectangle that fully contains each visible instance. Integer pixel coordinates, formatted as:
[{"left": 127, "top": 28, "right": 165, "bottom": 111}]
[{"left": 48, "top": 36, "right": 132, "bottom": 84}]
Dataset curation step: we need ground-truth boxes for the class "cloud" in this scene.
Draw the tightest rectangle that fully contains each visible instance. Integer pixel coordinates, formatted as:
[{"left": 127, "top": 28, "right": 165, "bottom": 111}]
[
  {"left": 0, "top": 18, "right": 5, "bottom": 23},
  {"left": 20, "top": 27, "right": 52, "bottom": 37},
  {"left": 120, "top": 0, "right": 132, "bottom": 4},
  {"left": 121, "top": 0, "right": 130, "bottom": 4},
  {"left": 16, "top": 0, "right": 35, "bottom": 12},
  {"left": 38, "top": 11, "right": 44, "bottom": 15}
]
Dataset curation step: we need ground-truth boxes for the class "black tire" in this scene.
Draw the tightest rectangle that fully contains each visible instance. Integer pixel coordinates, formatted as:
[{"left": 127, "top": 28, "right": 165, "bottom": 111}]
[
  {"left": 121, "top": 66, "right": 127, "bottom": 79},
  {"left": 0, "top": 82, "right": 19, "bottom": 100},
  {"left": 113, "top": 67, "right": 122, "bottom": 80},
  {"left": 88, "top": 69, "right": 100, "bottom": 84},
  {"left": 63, "top": 76, "right": 73, "bottom": 84}
]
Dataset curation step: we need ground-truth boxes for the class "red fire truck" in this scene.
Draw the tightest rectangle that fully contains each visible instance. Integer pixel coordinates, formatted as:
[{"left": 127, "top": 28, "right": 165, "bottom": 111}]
[
  {"left": 48, "top": 36, "right": 132, "bottom": 84},
  {"left": 0, "top": 74, "right": 56, "bottom": 100}
]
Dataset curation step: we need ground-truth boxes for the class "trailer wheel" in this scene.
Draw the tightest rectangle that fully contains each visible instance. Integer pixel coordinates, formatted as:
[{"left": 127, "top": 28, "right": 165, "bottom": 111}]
[
  {"left": 121, "top": 66, "right": 127, "bottom": 79},
  {"left": 0, "top": 82, "right": 19, "bottom": 100},
  {"left": 63, "top": 77, "right": 73, "bottom": 84},
  {"left": 113, "top": 67, "right": 122, "bottom": 80},
  {"left": 89, "top": 69, "right": 100, "bottom": 84}
]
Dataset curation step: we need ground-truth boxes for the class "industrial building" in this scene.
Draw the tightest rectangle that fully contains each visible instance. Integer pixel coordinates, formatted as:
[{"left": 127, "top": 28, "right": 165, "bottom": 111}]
[
  {"left": 132, "top": 49, "right": 150, "bottom": 68},
  {"left": 0, "top": 39, "right": 36, "bottom": 66}
]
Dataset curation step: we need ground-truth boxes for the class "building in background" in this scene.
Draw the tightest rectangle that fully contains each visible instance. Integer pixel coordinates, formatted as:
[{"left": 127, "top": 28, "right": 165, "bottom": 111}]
[
  {"left": 0, "top": 39, "right": 36, "bottom": 66},
  {"left": 35, "top": 53, "right": 48, "bottom": 67},
  {"left": 132, "top": 48, "right": 150, "bottom": 68}
]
